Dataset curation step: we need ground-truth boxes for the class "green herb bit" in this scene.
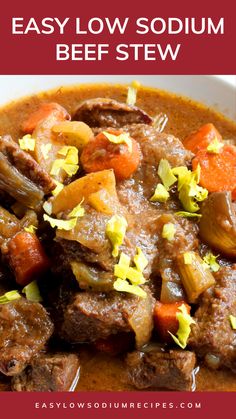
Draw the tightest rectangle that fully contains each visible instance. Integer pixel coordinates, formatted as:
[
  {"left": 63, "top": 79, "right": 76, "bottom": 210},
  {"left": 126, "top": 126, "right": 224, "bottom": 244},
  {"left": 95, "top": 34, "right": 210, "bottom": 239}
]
[
  {"left": 162, "top": 223, "right": 176, "bottom": 241},
  {"left": 22, "top": 280, "right": 42, "bottom": 302},
  {"left": 150, "top": 183, "right": 170, "bottom": 203},
  {"left": 203, "top": 252, "right": 220, "bottom": 272},
  {"left": 169, "top": 304, "right": 195, "bottom": 349},
  {"left": 157, "top": 159, "right": 177, "bottom": 190},
  {"left": 229, "top": 314, "right": 236, "bottom": 330}
]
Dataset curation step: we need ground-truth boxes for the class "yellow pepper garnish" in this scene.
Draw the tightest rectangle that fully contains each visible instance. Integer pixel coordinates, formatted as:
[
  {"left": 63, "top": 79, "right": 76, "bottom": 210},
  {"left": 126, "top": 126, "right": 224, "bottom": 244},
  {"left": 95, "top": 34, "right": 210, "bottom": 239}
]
[
  {"left": 68, "top": 199, "right": 85, "bottom": 218},
  {"left": 113, "top": 248, "right": 147, "bottom": 298},
  {"left": 19, "top": 134, "right": 35, "bottom": 151},
  {"left": 126, "top": 80, "right": 140, "bottom": 106},
  {"left": 52, "top": 180, "right": 64, "bottom": 197},
  {"left": 150, "top": 183, "right": 170, "bottom": 203},
  {"left": 173, "top": 164, "right": 208, "bottom": 213},
  {"left": 50, "top": 146, "right": 79, "bottom": 177},
  {"left": 0, "top": 290, "right": 21, "bottom": 305},
  {"left": 43, "top": 214, "right": 77, "bottom": 231},
  {"left": 207, "top": 137, "right": 224, "bottom": 154},
  {"left": 158, "top": 159, "right": 177, "bottom": 190},
  {"left": 162, "top": 223, "right": 176, "bottom": 241},
  {"left": 203, "top": 252, "right": 220, "bottom": 272},
  {"left": 22, "top": 280, "right": 42, "bottom": 302},
  {"left": 113, "top": 278, "right": 146, "bottom": 298},
  {"left": 106, "top": 215, "right": 128, "bottom": 257},
  {"left": 103, "top": 131, "right": 132, "bottom": 153},
  {"left": 229, "top": 315, "right": 236, "bottom": 330},
  {"left": 24, "top": 225, "right": 37, "bottom": 234},
  {"left": 169, "top": 304, "right": 195, "bottom": 349}
]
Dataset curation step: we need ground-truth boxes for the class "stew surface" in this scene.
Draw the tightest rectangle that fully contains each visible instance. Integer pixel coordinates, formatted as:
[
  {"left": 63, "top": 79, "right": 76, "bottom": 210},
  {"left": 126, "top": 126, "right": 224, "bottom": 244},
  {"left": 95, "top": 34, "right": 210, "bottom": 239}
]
[{"left": 0, "top": 83, "right": 235, "bottom": 392}]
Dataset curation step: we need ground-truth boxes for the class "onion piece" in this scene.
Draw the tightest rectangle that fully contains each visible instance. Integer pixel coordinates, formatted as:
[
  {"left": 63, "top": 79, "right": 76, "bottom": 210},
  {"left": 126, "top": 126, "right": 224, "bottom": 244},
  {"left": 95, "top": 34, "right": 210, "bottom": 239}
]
[{"left": 199, "top": 191, "right": 236, "bottom": 257}]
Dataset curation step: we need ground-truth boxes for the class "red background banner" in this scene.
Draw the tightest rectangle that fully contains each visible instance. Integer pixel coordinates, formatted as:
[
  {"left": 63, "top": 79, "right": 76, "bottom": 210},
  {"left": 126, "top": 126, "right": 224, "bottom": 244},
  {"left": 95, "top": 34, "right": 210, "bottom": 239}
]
[
  {"left": 0, "top": 0, "right": 235, "bottom": 74},
  {"left": 2, "top": 391, "right": 236, "bottom": 419}
]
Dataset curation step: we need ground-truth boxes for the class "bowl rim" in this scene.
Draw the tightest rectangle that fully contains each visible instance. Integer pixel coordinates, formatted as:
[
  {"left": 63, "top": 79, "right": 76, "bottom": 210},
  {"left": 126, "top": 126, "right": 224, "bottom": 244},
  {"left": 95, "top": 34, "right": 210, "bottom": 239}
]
[{"left": 0, "top": 75, "right": 235, "bottom": 121}]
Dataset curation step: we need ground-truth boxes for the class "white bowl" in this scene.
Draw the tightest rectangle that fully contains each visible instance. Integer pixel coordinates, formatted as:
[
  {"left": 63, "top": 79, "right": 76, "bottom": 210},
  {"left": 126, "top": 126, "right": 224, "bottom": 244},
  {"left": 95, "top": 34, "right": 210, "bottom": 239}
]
[{"left": 0, "top": 75, "right": 235, "bottom": 121}]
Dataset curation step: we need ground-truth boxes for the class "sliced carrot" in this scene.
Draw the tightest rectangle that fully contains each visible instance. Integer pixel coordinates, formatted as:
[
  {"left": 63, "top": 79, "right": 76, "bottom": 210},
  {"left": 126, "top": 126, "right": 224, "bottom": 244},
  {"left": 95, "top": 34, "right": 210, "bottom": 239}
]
[
  {"left": 22, "top": 102, "right": 70, "bottom": 133},
  {"left": 192, "top": 145, "right": 236, "bottom": 199},
  {"left": 183, "top": 123, "right": 222, "bottom": 154},
  {"left": 7, "top": 231, "right": 50, "bottom": 286},
  {"left": 233, "top": 187, "right": 236, "bottom": 201},
  {"left": 80, "top": 130, "right": 141, "bottom": 180},
  {"left": 154, "top": 301, "right": 190, "bottom": 343}
]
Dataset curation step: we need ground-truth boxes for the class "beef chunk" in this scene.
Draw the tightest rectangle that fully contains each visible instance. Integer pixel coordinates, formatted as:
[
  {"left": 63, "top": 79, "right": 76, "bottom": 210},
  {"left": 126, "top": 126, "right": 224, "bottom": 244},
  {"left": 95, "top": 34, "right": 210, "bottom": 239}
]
[
  {"left": 58, "top": 288, "right": 155, "bottom": 348},
  {"left": 53, "top": 201, "right": 160, "bottom": 291},
  {"left": 116, "top": 125, "right": 197, "bottom": 292},
  {"left": 11, "top": 353, "right": 80, "bottom": 392},
  {"left": 0, "top": 298, "right": 54, "bottom": 376},
  {"left": 123, "top": 124, "right": 193, "bottom": 168},
  {"left": 73, "top": 98, "right": 152, "bottom": 128},
  {"left": 117, "top": 124, "right": 192, "bottom": 211},
  {"left": 189, "top": 265, "right": 236, "bottom": 371},
  {"left": 0, "top": 135, "right": 55, "bottom": 208},
  {"left": 56, "top": 207, "right": 115, "bottom": 273},
  {"left": 126, "top": 347, "right": 196, "bottom": 391}
]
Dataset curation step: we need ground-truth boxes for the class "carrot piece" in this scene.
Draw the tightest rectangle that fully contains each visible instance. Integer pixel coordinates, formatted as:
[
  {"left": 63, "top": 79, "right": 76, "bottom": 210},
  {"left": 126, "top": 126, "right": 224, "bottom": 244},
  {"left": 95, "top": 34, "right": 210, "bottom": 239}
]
[
  {"left": 154, "top": 301, "right": 190, "bottom": 343},
  {"left": 80, "top": 131, "right": 141, "bottom": 180},
  {"left": 192, "top": 145, "right": 236, "bottom": 199},
  {"left": 183, "top": 123, "right": 222, "bottom": 154},
  {"left": 233, "top": 188, "right": 236, "bottom": 201},
  {"left": 22, "top": 102, "right": 70, "bottom": 133},
  {"left": 7, "top": 231, "right": 50, "bottom": 286}
]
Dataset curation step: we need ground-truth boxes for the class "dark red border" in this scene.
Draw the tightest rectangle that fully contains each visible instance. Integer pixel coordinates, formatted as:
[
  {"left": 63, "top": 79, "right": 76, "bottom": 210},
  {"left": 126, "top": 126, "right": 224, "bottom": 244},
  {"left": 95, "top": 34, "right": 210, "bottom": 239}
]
[{"left": 2, "top": 391, "right": 236, "bottom": 419}]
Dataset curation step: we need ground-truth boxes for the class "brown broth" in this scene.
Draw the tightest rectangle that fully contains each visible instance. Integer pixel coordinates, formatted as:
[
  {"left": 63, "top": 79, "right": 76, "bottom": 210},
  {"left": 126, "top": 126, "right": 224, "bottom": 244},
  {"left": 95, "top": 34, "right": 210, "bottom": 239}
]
[{"left": 0, "top": 83, "right": 236, "bottom": 392}]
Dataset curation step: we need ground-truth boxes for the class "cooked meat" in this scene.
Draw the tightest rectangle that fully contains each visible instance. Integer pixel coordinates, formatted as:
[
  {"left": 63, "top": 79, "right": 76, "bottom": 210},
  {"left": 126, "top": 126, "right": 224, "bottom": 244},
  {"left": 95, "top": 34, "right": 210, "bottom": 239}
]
[
  {"left": 116, "top": 125, "right": 192, "bottom": 210},
  {"left": 57, "top": 288, "right": 155, "bottom": 348},
  {"left": 116, "top": 126, "right": 198, "bottom": 291},
  {"left": 56, "top": 208, "right": 115, "bottom": 271},
  {"left": 0, "top": 135, "right": 55, "bottom": 208},
  {"left": 52, "top": 122, "right": 194, "bottom": 296},
  {"left": 73, "top": 98, "right": 153, "bottom": 128},
  {"left": 0, "top": 135, "right": 55, "bottom": 194},
  {"left": 57, "top": 238, "right": 114, "bottom": 273},
  {"left": 126, "top": 347, "right": 196, "bottom": 391},
  {"left": 53, "top": 203, "right": 159, "bottom": 290},
  {"left": 123, "top": 124, "right": 193, "bottom": 168},
  {"left": 11, "top": 353, "right": 80, "bottom": 391},
  {"left": 0, "top": 298, "right": 53, "bottom": 376},
  {"left": 189, "top": 265, "right": 236, "bottom": 371},
  {"left": 52, "top": 245, "right": 114, "bottom": 293}
]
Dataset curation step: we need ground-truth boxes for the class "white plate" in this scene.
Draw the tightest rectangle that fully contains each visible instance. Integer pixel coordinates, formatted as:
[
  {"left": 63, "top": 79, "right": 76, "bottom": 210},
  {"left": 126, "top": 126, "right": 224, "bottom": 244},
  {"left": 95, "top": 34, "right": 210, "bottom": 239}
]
[{"left": 0, "top": 75, "right": 235, "bottom": 120}]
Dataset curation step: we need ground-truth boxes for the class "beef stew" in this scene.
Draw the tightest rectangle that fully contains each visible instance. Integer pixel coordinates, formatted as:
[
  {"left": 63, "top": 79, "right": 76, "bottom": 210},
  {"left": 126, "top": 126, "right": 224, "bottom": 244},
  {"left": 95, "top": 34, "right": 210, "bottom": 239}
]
[{"left": 0, "top": 82, "right": 235, "bottom": 392}]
